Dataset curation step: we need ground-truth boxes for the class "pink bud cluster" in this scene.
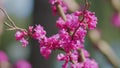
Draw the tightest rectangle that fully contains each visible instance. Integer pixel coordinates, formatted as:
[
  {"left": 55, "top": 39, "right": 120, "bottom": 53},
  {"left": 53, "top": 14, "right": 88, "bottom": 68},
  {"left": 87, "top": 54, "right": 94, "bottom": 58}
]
[
  {"left": 14, "top": 60, "right": 32, "bottom": 68},
  {"left": 0, "top": 51, "right": 9, "bottom": 62},
  {"left": 49, "top": 0, "right": 68, "bottom": 15},
  {"left": 111, "top": 12, "right": 120, "bottom": 28},
  {"left": 15, "top": 31, "right": 28, "bottom": 47},
  {"left": 15, "top": 0, "right": 98, "bottom": 68}
]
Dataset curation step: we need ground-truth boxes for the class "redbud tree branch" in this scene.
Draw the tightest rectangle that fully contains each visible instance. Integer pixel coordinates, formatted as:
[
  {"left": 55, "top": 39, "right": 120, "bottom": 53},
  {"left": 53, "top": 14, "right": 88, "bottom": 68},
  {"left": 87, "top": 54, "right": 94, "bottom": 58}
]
[
  {"left": 89, "top": 30, "right": 120, "bottom": 68},
  {"left": 110, "top": 0, "right": 120, "bottom": 12},
  {"left": 63, "top": 0, "right": 120, "bottom": 67},
  {"left": 0, "top": 8, "right": 26, "bottom": 31},
  {"left": 55, "top": 0, "right": 86, "bottom": 63}
]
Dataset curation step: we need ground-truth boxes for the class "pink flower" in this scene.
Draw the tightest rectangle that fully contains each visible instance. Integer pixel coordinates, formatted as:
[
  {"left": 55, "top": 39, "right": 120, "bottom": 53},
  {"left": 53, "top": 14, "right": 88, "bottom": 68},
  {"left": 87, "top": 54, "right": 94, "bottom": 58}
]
[
  {"left": 32, "top": 25, "right": 46, "bottom": 40},
  {"left": 15, "top": 31, "right": 25, "bottom": 40},
  {"left": 57, "top": 53, "right": 65, "bottom": 61},
  {"left": 28, "top": 26, "right": 33, "bottom": 33},
  {"left": 20, "top": 38, "right": 28, "bottom": 47},
  {"left": 111, "top": 12, "right": 120, "bottom": 28},
  {"left": 15, "top": 31, "right": 28, "bottom": 47},
  {"left": 82, "top": 49, "right": 90, "bottom": 58},
  {"left": 62, "top": 61, "right": 68, "bottom": 68},
  {"left": 56, "top": 17, "right": 66, "bottom": 29},
  {"left": 83, "top": 59, "right": 99, "bottom": 68},
  {"left": 49, "top": 0, "right": 68, "bottom": 15},
  {"left": 70, "top": 51, "right": 78, "bottom": 62},
  {"left": 13, "top": 1, "right": 99, "bottom": 67},
  {"left": 71, "top": 59, "right": 98, "bottom": 68},
  {"left": 75, "top": 26, "right": 87, "bottom": 43},
  {"left": 40, "top": 46, "right": 51, "bottom": 59},
  {"left": 74, "top": 11, "right": 82, "bottom": 16},
  {"left": 71, "top": 63, "right": 83, "bottom": 68},
  {"left": 39, "top": 34, "right": 60, "bottom": 50},
  {"left": 0, "top": 51, "right": 8, "bottom": 62},
  {"left": 51, "top": 6, "right": 57, "bottom": 15},
  {"left": 56, "top": 14, "right": 79, "bottom": 31},
  {"left": 57, "top": 53, "right": 70, "bottom": 68},
  {"left": 14, "top": 60, "right": 32, "bottom": 68},
  {"left": 84, "top": 11, "right": 98, "bottom": 30}
]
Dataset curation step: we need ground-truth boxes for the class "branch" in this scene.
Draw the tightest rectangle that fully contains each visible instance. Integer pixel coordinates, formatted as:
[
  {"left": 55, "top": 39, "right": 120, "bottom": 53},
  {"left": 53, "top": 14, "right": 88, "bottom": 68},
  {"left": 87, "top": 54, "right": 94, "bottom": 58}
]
[
  {"left": 65, "top": 0, "right": 120, "bottom": 67},
  {"left": 110, "top": 0, "right": 120, "bottom": 12},
  {"left": 56, "top": 2, "right": 67, "bottom": 21},
  {"left": 0, "top": 8, "right": 17, "bottom": 27},
  {"left": 56, "top": 0, "right": 86, "bottom": 63},
  {"left": 89, "top": 30, "right": 120, "bottom": 68}
]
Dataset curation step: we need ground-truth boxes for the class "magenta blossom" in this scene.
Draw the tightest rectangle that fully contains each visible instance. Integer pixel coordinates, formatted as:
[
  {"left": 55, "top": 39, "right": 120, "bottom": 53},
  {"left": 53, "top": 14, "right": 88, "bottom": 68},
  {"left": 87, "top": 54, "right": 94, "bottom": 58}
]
[
  {"left": 14, "top": 60, "right": 32, "bottom": 68},
  {"left": 111, "top": 12, "right": 120, "bottom": 28},
  {"left": 15, "top": 31, "right": 28, "bottom": 47},
  {"left": 49, "top": 0, "right": 68, "bottom": 15},
  {"left": 32, "top": 25, "right": 46, "bottom": 40},
  {"left": 14, "top": 0, "right": 99, "bottom": 67},
  {"left": 71, "top": 59, "right": 98, "bottom": 68},
  {"left": 15, "top": 31, "right": 26, "bottom": 41},
  {"left": 0, "top": 51, "right": 8, "bottom": 62},
  {"left": 40, "top": 46, "right": 52, "bottom": 59},
  {"left": 84, "top": 11, "right": 98, "bottom": 30}
]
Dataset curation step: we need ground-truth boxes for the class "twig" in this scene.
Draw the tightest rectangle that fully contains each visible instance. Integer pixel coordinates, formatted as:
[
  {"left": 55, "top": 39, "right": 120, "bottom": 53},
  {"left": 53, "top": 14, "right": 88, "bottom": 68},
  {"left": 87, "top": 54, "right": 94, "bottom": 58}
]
[
  {"left": 4, "top": 22, "right": 14, "bottom": 28},
  {"left": 110, "top": 0, "right": 120, "bottom": 12},
  {"left": 0, "top": 8, "right": 27, "bottom": 31},
  {"left": 78, "top": 48, "right": 86, "bottom": 62},
  {"left": 89, "top": 30, "right": 120, "bottom": 68},
  {"left": 65, "top": 0, "right": 120, "bottom": 67},
  {"left": 56, "top": 0, "right": 86, "bottom": 63},
  {"left": 56, "top": 2, "right": 67, "bottom": 21},
  {"left": 0, "top": 8, "right": 17, "bottom": 28}
]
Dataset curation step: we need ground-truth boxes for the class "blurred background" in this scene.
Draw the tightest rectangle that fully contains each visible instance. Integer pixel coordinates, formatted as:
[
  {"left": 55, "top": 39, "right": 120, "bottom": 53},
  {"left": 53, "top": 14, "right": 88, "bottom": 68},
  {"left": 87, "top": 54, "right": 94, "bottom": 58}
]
[{"left": 0, "top": 0, "right": 120, "bottom": 68}]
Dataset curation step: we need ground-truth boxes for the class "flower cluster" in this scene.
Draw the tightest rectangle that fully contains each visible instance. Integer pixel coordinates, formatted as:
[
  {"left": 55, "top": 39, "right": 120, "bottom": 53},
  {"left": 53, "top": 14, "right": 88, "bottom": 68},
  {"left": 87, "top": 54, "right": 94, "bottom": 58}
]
[
  {"left": 49, "top": 0, "right": 68, "bottom": 15},
  {"left": 0, "top": 51, "right": 31, "bottom": 68},
  {"left": 0, "top": 51, "right": 8, "bottom": 62},
  {"left": 111, "top": 12, "right": 120, "bottom": 28},
  {"left": 15, "top": 31, "right": 28, "bottom": 47},
  {"left": 15, "top": 0, "right": 98, "bottom": 68},
  {"left": 14, "top": 60, "right": 32, "bottom": 68}
]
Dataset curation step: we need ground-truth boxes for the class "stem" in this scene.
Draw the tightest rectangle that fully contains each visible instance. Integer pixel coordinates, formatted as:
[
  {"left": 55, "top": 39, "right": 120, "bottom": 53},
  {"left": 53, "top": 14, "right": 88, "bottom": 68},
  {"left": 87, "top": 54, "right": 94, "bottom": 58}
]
[
  {"left": 78, "top": 48, "right": 86, "bottom": 62},
  {"left": 4, "top": 22, "right": 14, "bottom": 28},
  {"left": 56, "top": 0, "right": 87, "bottom": 62},
  {"left": 71, "top": 0, "right": 89, "bottom": 40},
  {"left": 0, "top": 8, "right": 27, "bottom": 32},
  {"left": 89, "top": 30, "right": 120, "bottom": 68},
  {"left": 56, "top": 2, "right": 67, "bottom": 21},
  {"left": 0, "top": 8, "right": 17, "bottom": 28},
  {"left": 64, "top": 0, "right": 120, "bottom": 67},
  {"left": 110, "top": 0, "right": 120, "bottom": 12}
]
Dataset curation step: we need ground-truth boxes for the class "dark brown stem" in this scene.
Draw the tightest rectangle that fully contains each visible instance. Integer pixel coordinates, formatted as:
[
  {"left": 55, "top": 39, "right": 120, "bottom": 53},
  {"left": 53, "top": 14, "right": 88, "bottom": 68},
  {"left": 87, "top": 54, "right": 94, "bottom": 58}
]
[{"left": 71, "top": 0, "right": 89, "bottom": 40}]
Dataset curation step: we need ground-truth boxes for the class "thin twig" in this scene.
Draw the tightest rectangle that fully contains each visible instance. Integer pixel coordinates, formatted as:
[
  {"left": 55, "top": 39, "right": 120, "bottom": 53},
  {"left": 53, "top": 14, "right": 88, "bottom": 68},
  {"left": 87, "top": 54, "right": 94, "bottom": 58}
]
[
  {"left": 0, "top": 8, "right": 17, "bottom": 27},
  {"left": 89, "top": 30, "right": 120, "bottom": 68},
  {"left": 56, "top": 0, "right": 87, "bottom": 63},
  {"left": 4, "top": 22, "right": 14, "bottom": 28},
  {"left": 65, "top": 0, "right": 120, "bottom": 67},
  {"left": 0, "top": 8, "right": 27, "bottom": 32},
  {"left": 71, "top": 0, "right": 89, "bottom": 40},
  {"left": 56, "top": 2, "right": 67, "bottom": 21},
  {"left": 78, "top": 48, "right": 86, "bottom": 62},
  {"left": 110, "top": 0, "right": 120, "bottom": 12}
]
